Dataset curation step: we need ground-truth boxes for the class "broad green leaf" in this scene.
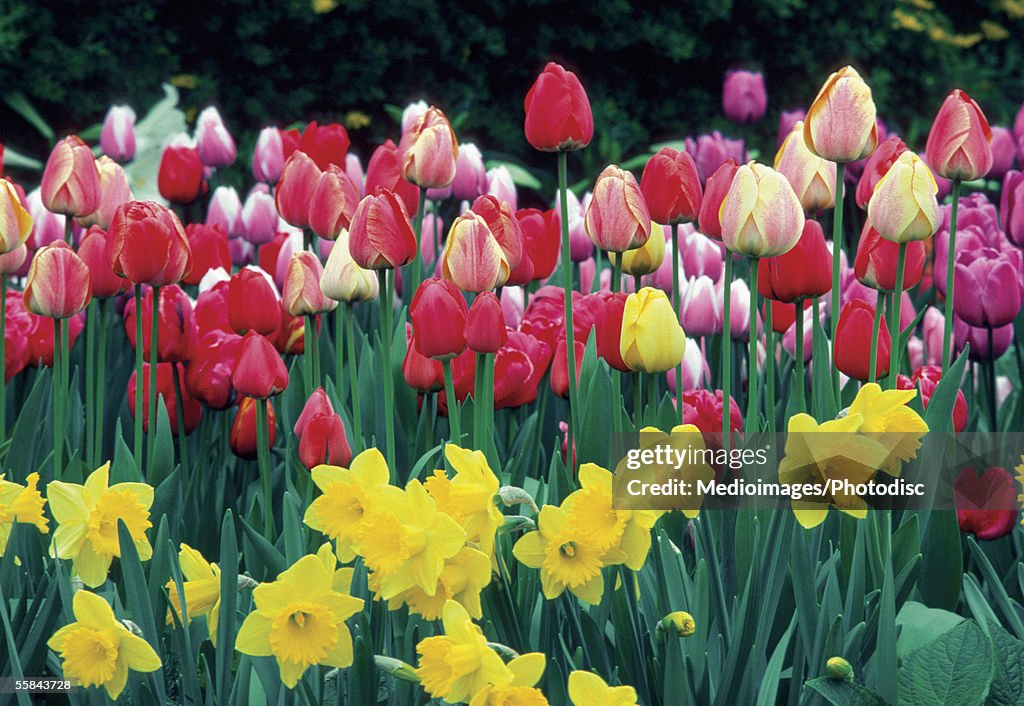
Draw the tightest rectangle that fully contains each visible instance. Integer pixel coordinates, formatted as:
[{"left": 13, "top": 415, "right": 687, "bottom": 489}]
[
  {"left": 805, "top": 677, "right": 887, "bottom": 706},
  {"left": 895, "top": 601, "right": 965, "bottom": 661},
  {"left": 897, "top": 620, "right": 993, "bottom": 706},
  {"left": 986, "top": 624, "right": 1024, "bottom": 706}
]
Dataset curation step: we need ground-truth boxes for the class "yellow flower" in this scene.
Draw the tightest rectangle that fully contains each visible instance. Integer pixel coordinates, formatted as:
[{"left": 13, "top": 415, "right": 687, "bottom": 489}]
[
  {"left": 425, "top": 444, "right": 504, "bottom": 556},
  {"left": 469, "top": 652, "right": 550, "bottom": 706},
  {"left": 165, "top": 544, "right": 221, "bottom": 645},
  {"left": 47, "top": 590, "right": 161, "bottom": 699},
  {"left": 235, "top": 553, "right": 364, "bottom": 689},
  {"left": 867, "top": 152, "right": 940, "bottom": 244},
  {"left": 778, "top": 413, "right": 890, "bottom": 529},
  {"left": 567, "top": 670, "right": 638, "bottom": 706},
  {"left": 512, "top": 505, "right": 623, "bottom": 604},
  {"left": 1014, "top": 456, "right": 1024, "bottom": 524},
  {"left": 611, "top": 224, "right": 666, "bottom": 276},
  {"left": 375, "top": 545, "right": 492, "bottom": 620},
  {"left": 415, "top": 600, "right": 514, "bottom": 703},
  {"left": 0, "top": 472, "right": 48, "bottom": 555},
  {"left": 774, "top": 121, "right": 836, "bottom": 213},
  {"left": 303, "top": 448, "right": 394, "bottom": 562},
  {"left": 720, "top": 162, "right": 806, "bottom": 257},
  {"left": 660, "top": 611, "right": 696, "bottom": 637},
  {"left": 619, "top": 287, "right": 686, "bottom": 374},
  {"left": 355, "top": 479, "right": 466, "bottom": 600},
  {"left": 47, "top": 463, "right": 153, "bottom": 587},
  {"left": 847, "top": 383, "right": 929, "bottom": 474}
]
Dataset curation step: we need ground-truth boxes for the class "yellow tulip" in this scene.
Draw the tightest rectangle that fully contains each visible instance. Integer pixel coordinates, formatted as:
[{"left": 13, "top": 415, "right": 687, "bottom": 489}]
[
  {"left": 611, "top": 223, "right": 666, "bottom": 276},
  {"left": 774, "top": 121, "right": 837, "bottom": 212},
  {"left": 866, "top": 152, "right": 940, "bottom": 243},
  {"left": 804, "top": 66, "right": 879, "bottom": 163},
  {"left": 0, "top": 180, "right": 32, "bottom": 254},
  {"left": 719, "top": 162, "right": 805, "bottom": 257},
  {"left": 619, "top": 287, "right": 686, "bottom": 373}
]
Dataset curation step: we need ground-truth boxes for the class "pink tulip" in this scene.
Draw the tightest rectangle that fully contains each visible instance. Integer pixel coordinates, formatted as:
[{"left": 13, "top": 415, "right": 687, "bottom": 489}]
[
  {"left": 40, "top": 136, "right": 101, "bottom": 217},
  {"left": 584, "top": 165, "right": 652, "bottom": 253},
  {"left": 953, "top": 248, "right": 1024, "bottom": 328},
  {"left": 241, "top": 187, "right": 278, "bottom": 245},
  {"left": 486, "top": 165, "right": 517, "bottom": 211},
  {"left": 76, "top": 156, "right": 133, "bottom": 231},
  {"left": 345, "top": 153, "right": 365, "bottom": 196},
  {"left": 988, "top": 126, "right": 1016, "bottom": 180},
  {"left": 686, "top": 132, "right": 746, "bottom": 183},
  {"left": 722, "top": 70, "right": 767, "bottom": 124},
  {"left": 777, "top": 109, "right": 806, "bottom": 149},
  {"left": 451, "top": 143, "right": 487, "bottom": 201},
  {"left": 1001, "top": 170, "right": 1024, "bottom": 248},
  {"left": 666, "top": 336, "right": 708, "bottom": 393},
  {"left": 925, "top": 89, "right": 993, "bottom": 182},
  {"left": 401, "top": 100, "right": 429, "bottom": 134},
  {"left": 195, "top": 106, "right": 237, "bottom": 168},
  {"left": 253, "top": 127, "right": 286, "bottom": 184},
  {"left": 100, "top": 105, "right": 137, "bottom": 162},
  {"left": 27, "top": 189, "right": 65, "bottom": 249},
  {"left": 680, "top": 275, "right": 721, "bottom": 337}
]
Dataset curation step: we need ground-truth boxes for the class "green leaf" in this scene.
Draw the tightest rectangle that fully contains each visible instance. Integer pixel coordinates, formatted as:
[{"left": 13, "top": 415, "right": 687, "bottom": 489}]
[
  {"left": 986, "top": 624, "right": 1024, "bottom": 706},
  {"left": 805, "top": 677, "right": 888, "bottom": 706},
  {"left": 117, "top": 520, "right": 167, "bottom": 704},
  {"left": 484, "top": 160, "right": 542, "bottom": 190},
  {"left": 147, "top": 393, "right": 175, "bottom": 485},
  {"left": 895, "top": 601, "right": 965, "bottom": 661},
  {"left": 0, "top": 146, "right": 43, "bottom": 171},
  {"left": 5, "top": 92, "right": 55, "bottom": 142},
  {"left": 811, "top": 317, "right": 837, "bottom": 420},
  {"left": 216, "top": 511, "right": 239, "bottom": 706},
  {"left": 923, "top": 346, "right": 970, "bottom": 432},
  {"left": 897, "top": 620, "right": 994, "bottom": 706}
]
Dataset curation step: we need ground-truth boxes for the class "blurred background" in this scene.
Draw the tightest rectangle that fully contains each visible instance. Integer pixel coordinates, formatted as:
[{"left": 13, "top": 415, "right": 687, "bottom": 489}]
[{"left": 3, "top": 0, "right": 1024, "bottom": 192}]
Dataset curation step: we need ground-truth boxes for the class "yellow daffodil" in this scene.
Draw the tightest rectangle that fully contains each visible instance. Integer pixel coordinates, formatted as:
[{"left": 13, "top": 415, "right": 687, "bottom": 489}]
[
  {"left": 315, "top": 541, "right": 355, "bottom": 594},
  {"left": 415, "top": 600, "right": 514, "bottom": 703},
  {"left": 47, "top": 590, "right": 161, "bottom": 699},
  {"left": 847, "top": 383, "right": 928, "bottom": 474},
  {"left": 469, "top": 652, "right": 549, "bottom": 706},
  {"left": 374, "top": 545, "right": 491, "bottom": 620},
  {"left": 1014, "top": 455, "right": 1024, "bottom": 525},
  {"left": 0, "top": 472, "right": 48, "bottom": 555},
  {"left": 425, "top": 444, "right": 504, "bottom": 556},
  {"left": 235, "top": 553, "right": 364, "bottom": 689},
  {"left": 303, "top": 448, "right": 394, "bottom": 562},
  {"left": 778, "top": 413, "right": 890, "bottom": 529},
  {"left": 355, "top": 479, "right": 466, "bottom": 600},
  {"left": 512, "top": 505, "right": 624, "bottom": 604},
  {"left": 165, "top": 544, "right": 221, "bottom": 645},
  {"left": 47, "top": 463, "right": 153, "bottom": 587},
  {"left": 567, "top": 670, "right": 638, "bottom": 706}
]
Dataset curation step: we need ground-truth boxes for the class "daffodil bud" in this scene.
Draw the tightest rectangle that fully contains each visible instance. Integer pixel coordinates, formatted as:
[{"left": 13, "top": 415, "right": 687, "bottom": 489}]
[
  {"left": 657, "top": 611, "right": 696, "bottom": 638},
  {"left": 826, "top": 657, "right": 853, "bottom": 681}
]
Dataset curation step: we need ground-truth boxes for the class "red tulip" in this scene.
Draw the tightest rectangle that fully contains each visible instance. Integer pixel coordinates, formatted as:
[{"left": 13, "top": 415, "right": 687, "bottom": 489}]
[
  {"left": 854, "top": 220, "right": 925, "bottom": 292},
  {"left": 436, "top": 349, "right": 477, "bottom": 414},
  {"left": 855, "top": 136, "right": 908, "bottom": 209},
  {"left": 524, "top": 62, "right": 594, "bottom": 152},
  {"left": 925, "top": 89, "right": 993, "bottom": 182},
  {"left": 595, "top": 292, "right": 630, "bottom": 372},
  {"left": 183, "top": 223, "right": 231, "bottom": 286},
  {"left": 157, "top": 142, "right": 204, "bottom": 204},
  {"left": 551, "top": 335, "right": 584, "bottom": 399},
  {"left": 22, "top": 241, "right": 92, "bottom": 319},
  {"left": 123, "top": 284, "right": 196, "bottom": 363},
  {"left": 364, "top": 139, "right": 420, "bottom": 217},
  {"left": 758, "top": 219, "right": 832, "bottom": 303},
  {"left": 40, "top": 135, "right": 101, "bottom": 217},
  {"left": 348, "top": 189, "right": 418, "bottom": 270},
  {"left": 409, "top": 278, "right": 468, "bottom": 360},
  {"left": 298, "top": 122, "right": 350, "bottom": 171},
  {"left": 954, "top": 467, "right": 1017, "bottom": 540},
  {"left": 641, "top": 148, "right": 703, "bottom": 225},
  {"left": 471, "top": 195, "right": 523, "bottom": 272},
  {"left": 507, "top": 208, "right": 560, "bottom": 286},
  {"left": 231, "top": 396, "right": 276, "bottom": 459},
  {"left": 107, "top": 201, "right": 193, "bottom": 286},
  {"left": 680, "top": 389, "right": 742, "bottom": 451},
  {"left": 227, "top": 267, "right": 281, "bottom": 336},
  {"left": 897, "top": 365, "right": 967, "bottom": 432},
  {"left": 403, "top": 324, "right": 445, "bottom": 392},
  {"left": 308, "top": 165, "right": 360, "bottom": 240},
  {"left": 275, "top": 304, "right": 306, "bottom": 356},
  {"left": 128, "top": 362, "right": 202, "bottom": 435},
  {"left": 275, "top": 151, "right": 322, "bottom": 229},
  {"left": 185, "top": 330, "right": 241, "bottom": 410},
  {"left": 834, "top": 300, "right": 889, "bottom": 381},
  {"left": 298, "top": 411, "right": 352, "bottom": 469},
  {"left": 232, "top": 330, "right": 289, "bottom": 398},
  {"left": 194, "top": 280, "right": 233, "bottom": 338},
  {"left": 465, "top": 292, "right": 507, "bottom": 354},
  {"left": 696, "top": 159, "right": 739, "bottom": 240},
  {"left": 494, "top": 330, "right": 551, "bottom": 409}
]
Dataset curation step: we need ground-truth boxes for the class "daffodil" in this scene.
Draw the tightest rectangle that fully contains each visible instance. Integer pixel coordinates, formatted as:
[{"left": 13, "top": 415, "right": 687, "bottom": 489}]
[
  {"left": 235, "top": 553, "right": 364, "bottom": 689},
  {"left": 847, "top": 383, "right": 929, "bottom": 474},
  {"left": 512, "top": 505, "right": 624, "bottom": 604},
  {"left": 355, "top": 479, "right": 466, "bottom": 600},
  {"left": 415, "top": 600, "right": 514, "bottom": 703},
  {"left": 567, "top": 670, "right": 638, "bottom": 706},
  {"left": 47, "top": 590, "right": 161, "bottom": 699},
  {"left": 166, "top": 544, "right": 221, "bottom": 645},
  {"left": 0, "top": 472, "right": 48, "bottom": 556},
  {"left": 47, "top": 463, "right": 153, "bottom": 587},
  {"left": 303, "top": 448, "right": 394, "bottom": 561},
  {"left": 469, "top": 652, "right": 549, "bottom": 706},
  {"left": 425, "top": 444, "right": 504, "bottom": 556},
  {"left": 1014, "top": 455, "right": 1024, "bottom": 525},
  {"left": 375, "top": 545, "right": 492, "bottom": 620},
  {"left": 778, "top": 413, "right": 890, "bottom": 528}
]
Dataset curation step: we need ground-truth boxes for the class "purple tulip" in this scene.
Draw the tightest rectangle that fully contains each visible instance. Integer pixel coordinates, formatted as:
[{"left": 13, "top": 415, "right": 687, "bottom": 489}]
[
  {"left": 100, "top": 105, "right": 137, "bottom": 162},
  {"left": 989, "top": 126, "right": 1017, "bottom": 181},
  {"left": 777, "top": 109, "right": 806, "bottom": 149},
  {"left": 686, "top": 132, "right": 747, "bottom": 183},
  {"left": 681, "top": 275, "right": 722, "bottom": 338},
  {"left": 934, "top": 192, "right": 1014, "bottom": 295},
  {"left": 252, "top": 127, "right": 285, "bottom": 184},
  {"left": 1001, "top": 170, "right": 1024, "bottom": 247},
  {"left": 722, "top": 70, "right": 767, "bottom": 124},
  {"left": 953, "top": 247, "right": 1024, "bottom": 328},
  {"left": 955, "top": 317, "right": 1014, "bottom": 362},
  {"left": 195, "top": 107, "right": 236, "bottom": 168},
  {"left": 1014, "top": 101, "right": 1024, "bottom": 143}
]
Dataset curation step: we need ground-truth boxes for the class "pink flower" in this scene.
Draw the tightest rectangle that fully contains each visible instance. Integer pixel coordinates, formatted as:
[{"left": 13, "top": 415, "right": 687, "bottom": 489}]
[{"left": 722, "top": 70, "right": 767, "bottom": 124}]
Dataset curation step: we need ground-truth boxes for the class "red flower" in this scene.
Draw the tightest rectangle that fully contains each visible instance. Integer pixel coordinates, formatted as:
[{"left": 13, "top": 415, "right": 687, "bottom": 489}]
[
  {"left": 898, "top": 365, "right": 968, "bottom": 432},
  {"left": 551, "top": 335, "right": 584, "bottom": 399},
  {"left": 640, "top": 148, "right": 703, "bottom": 225},
  {"left": 465, "top": 292, "right": 507, "bottom": 354},
  {"left": 696, "top": 159, "right": 739, "bottom": 240},
  {"left": 128, "top": 362, "right": 202, "bottom": 435},
  {"left": 834, "top": 300, "right": 889, "bottom": 381},
  {"left": 855, "top": 136, "right": 908, "bottom": 209},
  {"left": 595, "top": 292, "right": 630, "bottom": 372},
  {"left": 231, "top": 397, "right": 276, "bottom": 460},
  {"left": 925, "top": 89, "right": 993, "bottom": 182},
  {"left": 524, "top": 62, "right": 594, "bottom": 152},
  {"left": 298, "top": 122, "right": 351, "bottom": 171},
  {"left": 348, "top": 189, "right": 418, "bottom": 270},
  {"left": 364, "top": 139, "right": 420, "bottom": 217},
  {"left": 763, "top": 298, "right": 812, "bottom": 335},
  {"left": 157, "top": 144, "right": 204, "bottom": 204},
  {"left": 232, "top": 330, "right": 289, "bottom": 398},
  {"left": 758, "top": 220, "right": 832, "bottom": 303},
  {"left": 275, "top": 151, "right": 322, "bottom": 229},
  {"left": 680, "top": 389, "right": 742, "bottom": 450},
  {"left": 298, "top": 412, "right": 352, "bottom": 470},
  {"left": 409, "top": 278, "right": 468, "bottom": 360},
  {"left": 403, "top": 324, "right": 445, "bottom": 392},
  {"left": 185, "top": 330, "right": 241, "bottom": 410},
  {"left": 854, "top": 220, "right": 926, "bottom": 292},
  {"left": 954, "top": 466, "right": 1017, "bottom": 540},
  {"left": 78, "top": 226, "right": 129, "bottom": 298},
  {"left": 495, "top": 330, "right": 551, "bottom": 409},
  {"left": 228, "top": 267, "right": 281, "bottom": 336},
  {"left": 508, "top": 208, "right": 560, "bottom": 285},
  {"left": 183, "top": 223, "right": 231, "bottom": 286},
  {"left": 124, "top": 284, "right": 196, "bottom": 363},
  {"left": 308, "top": 165, "right": 360, "bottom": 240},
  {"left": 107, "top": 201, "right": 193, "bottom": 286}
]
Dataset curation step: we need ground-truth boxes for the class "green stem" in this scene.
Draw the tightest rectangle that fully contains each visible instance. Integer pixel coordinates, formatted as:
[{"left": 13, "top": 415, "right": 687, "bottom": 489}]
[
  {"left": 345, "top": 304, "right": 362, "bottom": 448},
  {"left": 987, "top": 326, "right": 998, "bottom": 430},
  {"left": 611, "top": 252, "right": 622, "bottom": 294},
  {"left": 85, "top": 300, "right": 96, "bottom": 466},
  {"left": 831, "top": 161, "right": 846, "bottom": 405},
  {"left": 303, "top": 228, "right": 313, "bottom": 252},
  {"left": 672, "top": 224, "right": 683, "bottom": 424},
  {"left": 147, "top": 285, "right": 160, "bottom": 472},
  {"left": 868, "top": 294, "right": 884, "bottom": 385},
  {"left": 765, "top": 303, "right": 775, "bottom": 434},
  {"left": 722, "top": 255, "right": 733, "bottom": 452},
  {"left": 256, "top": 397, "right": 273, "bottom": 538},
  {"left": 633, "top": 273, "right": 642, "bottom": 294},
  {"left": 942, "top": 179, "right": 961, "bottom": 371},
  {"left": 311, "top": 314, "right": 322, "bottom": 391},
  {"left": 411, "top": 191, "right": 428, "bottom": 296},
  {"left": 795, "top": 297, "right": 806, "bottom": 412},
  {"left": 303, "top": 314, "right": 313, "bottom": 397},
  {"left": 484, "top": 353, "right": 494, "bottom": 459},
  {"left": 95, "top": 299, "right": 107, "bottom": 464},
  {"left": 1, "top": 277, "right": 7, "bottom": 440},
  {"left": 133, "top": 286, "right": 144, "bottom": 468},
  {"left": 887, "top": 244, "right": 907, "bottom": 389},
  {"left": 592, "top": 249, "right": 602, "bottom": 293},
  {"left": 443, "top": 358, "right": 460, "bottom": 444},
  {"left": 335, "top": 306, "right": 344, "bottom": 391},
  {"left": 557, "top": 151, "right": 580, "bottom": 471},
  {"left": 633, "top": 372, "right": 642, "bottom": 430},
  {"left": 474, "top": 352, "right": 486, "bottom": 449},
  {"left": 172, "top": 363, "right": 189, "bottom": 482},
  {"left": 52, "top": 319, "right": 64, "bottom": 479},
  {"left": 646, "top": 372, "right": 656, "bottom": 426},
  {"left": 378, "top": 270, "right": 396, "bottom": 471},
  {"left": 746, "top": 258, "right": 759, "bottom": 432}
]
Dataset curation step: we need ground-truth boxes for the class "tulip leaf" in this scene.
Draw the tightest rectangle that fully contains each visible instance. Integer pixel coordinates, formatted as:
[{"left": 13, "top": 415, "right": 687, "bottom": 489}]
[
  {"left": 7, "top": 370, "right": 49, "bottom": 478},
  {"left": 110, "top": 418, "right": 141, "bottom": 483},
  {"left": 4, "top": 91, "right": 55, "bottom": 143},
  {"left": 922, "top": 344, "right": 970, "bottom": 432},
  {"left": 239, "top": 515, "right": 287, "bottom": 580},
  {"left": 484, "top": 160, "right": 543, "bottom": 190},
  {"left": 147, "top": 393, "right": 175, "bottom": 485},
  {"left": 966, "top": 537, "right": 1024, "bottom": 640},
  {"left": 0, "top": 145, "right": 43, "bottom": 171},
  {"left": 811, "top": 317, "right": 837, "bottom": 420},
  {"left": 216, "top": 510, "right": 238, "bottom": 706},
  {"left": 117, "top": 520, "right": 168, "bottom": 704},
  {"left": 897, "top": 619, "right": 993, "bottom": 706}
]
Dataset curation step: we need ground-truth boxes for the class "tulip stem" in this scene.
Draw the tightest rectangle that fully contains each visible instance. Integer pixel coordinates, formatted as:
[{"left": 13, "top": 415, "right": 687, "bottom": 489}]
[
  {"left": 633, "top": 273, "right": 642, "bottom": 294},
  {"left": 345, "top": 304, "right": 362, "bottom": 448},
  {"left": 831, "top": 162, "right": 846, "bottom": 406},
  {"left": 557, "top": 151, "right": 580, "bottom": 471},
  {"left": 672, "top": 224, "right": 683, "bottom": 425},
  {"left": 795, "top": 297, "right": 806, "bottom": 412},
  {"left": 474, "top": 352, "right": 486, "bottom": 449},
  {"left": 746, "top": 258, "right": 760, "bottom": 433},
  {"left": 765, "top": 304, "right": 775, "bottom": 435},
  {"left": 147, "top": 285, "right": 161, "bottom": 472},
  {"left": 52, "top": 319, "right": 64, "bottom": 480},
  {"left": 378, "top": 270, "right": 397, "bottom": 471},
  {"left": 255, "top": 397, "right": 273, "bottom": 538},
  {"left": 335, "top": 306, "right": 344, "bottom": 390},
  {"left": 868, "top": 295, "right": 884, "bottom": 385},
  {"left": 95, "top": 299, "right": 107, "bottom": 464},
  {"left": 987, "top": 326, "right": 998, "bottom": 430},
  {"left": 172, "top": 363, "right": 189, "bottom": 482},
  {"left": 0, "top": 276, "right": 6, "bottom": 441},
  {"left": 942, "top": 179, "right": 961, "bottom": 371},
  {"left": 722, "top": 255, "right": 733, "bottom": 452},
  {"left": 85, "top": 299, "right": 96, "bottom": 466},
  {"left": 888, "top": 244, "right": 907, "bottom": 389},
  {"left": 133, "top": 286, "right": 144, "bottom": 470},
  {"left": 311, "top": 315, "right": 322, "bottom": 391},
  {"left": 303, "top": 315, "right": 314, "bottom": 397},
  {"left": 592, "top": 249, "right": 602, "bottom": 293},
  {"left": 610, "top": 253, "right": 622, "bottom": 294},
  {"left": 646, "top": 373, "right": 656, "bottom": 425},
  {"left": 411, "top": 191, "right": 428, "bottom": 296},
  {"left": 633, "top": 372, "right": 643, "bottom": 429},
  {"left": 443, "top": 358, "right": 460, "bottom": 443}
]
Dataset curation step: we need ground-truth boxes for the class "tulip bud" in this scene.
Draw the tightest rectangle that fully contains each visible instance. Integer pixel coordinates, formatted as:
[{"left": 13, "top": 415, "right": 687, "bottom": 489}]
[
  {"left": 613, "top": 223, "right": 666, "bottom": 276},
  {"left": 348, "top": 189, "right": 418, "bottom": 270},
  {"left": 925, "top": 89, "right": 993, "bottom": 182},
  {"left": 867, "top": 152, "right": 940, "bottom": 243},
  {"left": 826, "top": 657, "right": 853, "bottom": 681},
  {"left": 804, "top": 66, "right": 878, "bottom": 162},
  {"left": 253, "top": 127, "right": 286, "bottom": 184},
  {"left": 195, "top": 106, "right": 237, "bottom": 168},
  {"left": 471, "top": 195, "right": 523, "bottom": 272},
  {"left": 299, "top": 122, "right": 350, "bottom": 171},
  {"left": 232, "top": 330, "right": 289, "bottom": 398},
  {"left": 231, "top": 397, "right": 276, "bottom": 459},
  {"left": 129, "top": 362, "right": 202, "bottom": 435},
  {"left": 722, "top": 70, "right": 767, "bottom": 124},
  {"left": 400, "top": 107, "right": 458, "bottom": 189},
  {"left": 320, "top": 230, "right": 378, "bottom": 303},
  {"left": 228, "top": 267, "right": 281, "bottom": 336},
  {"left": 294, "top": 387, "right": 335, "bottom": 435},
  {"left": 100, "top": 105, "right": 137, "bottom": 162},
  {"left": 364, "top": 140, "right": 420, "bottom": 217},
  {"left": 585, "top": 165, "right": 652, "bottom": 253},
  {"left": 681, "top": 228, "right": 724, "bottom": 282},
  {"left": 486, "top": 165, "right": 518, "bottom": 212},
  {"left": 158, "top": 137, "right": 205, "bottom": 204},
  {"left": 298, "top": 411, "right": 352, "bottom": 470},
  {"left": 241, "top": 188, "right": 278, "bottom": 245},
  {"left": 721, "top": 162, "right": 805, "bottom": 257},
  {"left": 620, "top": 287, "right": 686, "bottom": 373},
  {"left": 758, "top": 219, "right": 832, "bottom": 302},
  {"left": 953, "top": 248, "right": 1024, "bottom": 328},
  {"left": 854, "top": 220, "right": 925, "bottom": 292},
  {"left": 77, "top": 156, "right": 133, "bottom": 231},
  {"left": 524, "top": 62, "right": 594, "bottom": 152},
  {"left": 23, "top": 241, "right": 92, "bottom": 318},
  {"left": 595, "top": 292, "right": 630, "bottom": 371},
  {"left": 508, "top": 208, "right": 560, "bottom": 285},
  {"left": 441, "top": 212, "right": 509, "bottom": 292},
  {"left": 108, "top": 201, "right": 193, "bottom": 286},
  {"left": 41, "top": 136, "right": 101, "bottom": 217},
  {"left": 465, "top": 292, "right": 507, "bottom": 354},
  {"left": 834, "top": 300, "right": 889, "bottom": 380},
  {"left": 696, "top": 159, "right": 739, "bottom": 240},
  {"left": 403, "top": 325, "right": 445, "bottom": 392},
  {"left": 640, "top": 148, "right": 703, "bottom": 225},
  {"left": 401, "top": 101, "right": 429, "bottom": 134},
  {"left": 409, "top": 278, "right": 468, "bottom": 360},
  {"left": 452, "top": 143, "right": 487, "bottom": 201},
  {"left": 206, "top": 186, "right": 243, "bottom": 238},
  {"left": 308, "top": 165, "right": 361, "bottom": 240},
  {"left": 0, "top": 180, "right": 33, "bottom": 254},
  {"left": 855, "top": 136, "right": 908, "bottom": 210},
  {"left": 183, "top": 223, "right": 231, "bottom": 287},
  {"left": 276, "top": 151, "right": 322, "bottom": 229},
  {"left": 774, "top": 121, "right": 836, "bottom": 212},
  {"left": 283, "top": 251, "right": 337, "bottom": 316}
]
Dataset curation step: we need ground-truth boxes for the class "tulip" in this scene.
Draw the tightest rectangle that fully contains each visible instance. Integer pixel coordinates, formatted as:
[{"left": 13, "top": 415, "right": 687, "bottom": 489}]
[
  {"left": 722, "top": 69, "right": 767, "bottom": 124},
  {"left": 925, "top": 89, "right": 993, "bottom": 182},
  {"left": 400, "top": 107, "right": 458, "bottom": 189},
  {"left": 834, "top": 300, "right": 889, "bottom": 381},
  {"left": 774, "top": 121, "right": 836, "bottom": 213},
  {"left": 401, "top": 101, "right": 429, "bottom": 133},
  {"left": 686, "top": 132, "right": 746, "bottom": 184},
  {"left": 777, "top": 109, "right": 806, "bottom": 149},
  {"left": 128, "top": 362, "right": 202, "bottom": 435},
  {"left": 855, "top": 136, "right": 908, "bottom": 209},
  {"left": 205, "top": 186, "right": 243, "bottom": 238},
  {"left": 320, "top": 229, "right": 378, "bottom": 303},
  {"left": 697, "top": 159, "right": 739, "bottom": 240},
  {"left": 75, "top": 157, "right": 132, "bottom": 231},
  {"left": 365, "top": 139, "right": 420, "bottom": 217},
  {"left": 0, "top": 180, "right": 33, "bottom": 253},
  {"left": 727, "top": 277, "right": 757, "bottom": 341},
  {"left": 485, "top": 165, "right": 518, "bottom": 212},
  {"left": 275, "top": 151, "right": 322, "bottom": 229},
  {"left": 0, "top": 245, "right": 27, "bottom": 275},
  {"left": 764, "top": 298, "right": 811, "bottom": 335},
  {"left": 680, "top": 275, "right": 721, "bottom": 338},
  {"left": 24, "top": 241, "right": 92, "bottom": 319},
  {"left": 195, "top": 106, "right": 237, "bottom": 168},
  {"left": 123, "top": 284, "right": 195, "bottom": 363},
  {"left": 241, "top": 188, "right": 279, "bottom": 246},
  {"left": 666, "top": 336, "right": 707, "bottom": 393},
  {"left": 284, "top": 251, "right": 336, "bottom": 317},
  {"left": 620, "top": 287, "right": 686, "bottom": 373},
  {"left": 27, "top": 188, "right": 65, "bottom": 251},
  {"left": 183, "top": 224, "right": 231, "bottom": 287},
  {"left": 252, "top": 127, "right": 286, "bottom": 184},
  {"left": 441, "top": 212, "right": 509, "bottom": 292},
  {"left": 157, "top": 139, "right": 204, "bottom": 204},
  {"left": 471, "top": 195, "right": 523, "bottom": 272},
  {"left": 275, "top": 304, "right": 306, "bottom": 356},
  {"left": 227, "top": 267, "right": 281, "bottom": 336},
  {"left": 348, "top": 189, "right": 418, "bottom": 270},
  {"left": 585, "top": 165, "right": 652, "bottom": 252},
  {"left": 988, "top": 126, "right": 1016, "bottom": 180},
  {"left": 953, "top": 248, "right": 1024, "bottom": 328},
  {"left": 954, "top": 467, "right": 1017, "bottom": 540},
  {"left": 720, "top": 162, "right": 805, "bottom": 257},
  {"left": 419, "top": 210, "right": 444, "bottom": 267},
  {"left": 298, "top": 411, "right": 352, "bottom": 470},
  {"left": 804, "top": 66, "right": 878, "bottom": 163},
  {"left": 409, "top": 278, "right": 468, "bottom": 360},
  {"left": 232, "top": 330, "right": 289, "bottom": 398},
  {"left": 345, "top": 153, "right": 365, "bottom": 195},
  {"left": 100, "top": 105, "right": 137, "bottom": 162},
  {"left": 898, "top": 365, "right": 967, "bottom": 432},
  {"left": 867, "top": 152, "right": 940, "bottom": 243},
  {"left": 452, "top": 143, "right": 487, "bottom": 201},
  {"left": 231, "top": 397, "right": 276, "bottom": 459},
  {"left": 186, "top": 331, "right": 241, "bottom": 410},
  {"left": 758, "top": 219, "right": 832, "bottom": 303},
  {"left": 551, "top": 335, "right": 584, "bottom": 399},
  {"left": 613, "top": 223, "right": 665, "bottom": 276},
  {"left": 508, "top": 208, "right": 560, "bottom": 285},
  {"left": 308, "top": 165, "right": 360, "bottom": 240},
  {"left": 107, "top": 201, "right": 193, "bottom": 286},
  {"left": 40, "top": 135, "right": 101, "bottom": 217},
  {"left": 465, "top": 292, "right": 507, "bottom": 354},
  {"left": 524, "top": 62, "right": 594, "bottom": 152},
  {"left": 595, "top": 292, "right": 630, "bottom": 372},
  {"left": 555, "top": 188, "right": 591, "bottom": 262},
  {"left": 1000, "top": 170, "right": 1024, "bottom": 247},
  {"left": 403, "top": 326, "right": 445, "bottom": 392},
  {"left": 298, "top": 121, "right": 350, "bottom": 170},
  {"left": 854, "top": 220, "right": 925, "bottom": 292},
  {"left": 640, "top": 148, "right": 703, "bottom": 225},
  {"left": 956, "top": 318, "right": 1013, "bottom": 362}
]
